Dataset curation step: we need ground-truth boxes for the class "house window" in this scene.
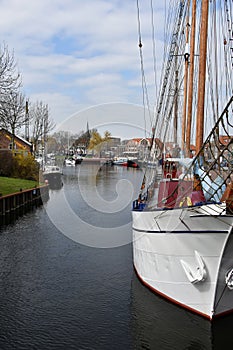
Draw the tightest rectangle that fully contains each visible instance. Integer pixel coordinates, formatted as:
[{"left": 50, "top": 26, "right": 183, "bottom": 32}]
[{"left": 8, "top": 142, "right": 16, "bottom": 150}]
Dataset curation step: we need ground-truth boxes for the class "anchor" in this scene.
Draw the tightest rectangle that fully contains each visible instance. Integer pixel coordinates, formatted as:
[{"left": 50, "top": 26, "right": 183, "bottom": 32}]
[{"left": 180, "top": 250, "right": 207, "bottom": 284}]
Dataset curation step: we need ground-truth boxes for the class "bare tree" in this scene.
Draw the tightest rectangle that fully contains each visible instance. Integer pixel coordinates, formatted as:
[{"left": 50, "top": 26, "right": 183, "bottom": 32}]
[
  {"left": 0, "top": 43, "right": 21, "bottom": 98},
  {"left": 0, "top": 43, "right": 24, "bottom": 141},
  {"left": 31, "top": 101, "right": 55, "bottom": 154},
  {"left": 0, "top": 90, "right": 26, "bottom": 149}
]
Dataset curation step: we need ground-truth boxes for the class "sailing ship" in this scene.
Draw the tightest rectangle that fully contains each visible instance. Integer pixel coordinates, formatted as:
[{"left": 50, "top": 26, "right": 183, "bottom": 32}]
[{"left": 132, "top": 0, "right": 233, "bottom": 320}]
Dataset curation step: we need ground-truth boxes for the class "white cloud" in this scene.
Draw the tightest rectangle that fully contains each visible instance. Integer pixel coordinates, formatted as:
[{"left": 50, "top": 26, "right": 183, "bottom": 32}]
[
  {"left": 56, "top": 102, "right": 153, "bottom": 140},
  {"left": 0, "top": 0, "right": 165, "bottom": 138}
]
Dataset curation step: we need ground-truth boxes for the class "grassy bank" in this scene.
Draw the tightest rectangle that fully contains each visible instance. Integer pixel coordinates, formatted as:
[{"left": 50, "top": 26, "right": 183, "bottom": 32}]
[{"left": 0, "top": 177, "right": 39, "bottom": 196}]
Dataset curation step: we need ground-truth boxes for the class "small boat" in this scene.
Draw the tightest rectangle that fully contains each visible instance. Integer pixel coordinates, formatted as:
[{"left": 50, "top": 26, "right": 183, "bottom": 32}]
[
  {"left": 113, "top": 157, "right": 128, "bottom": 166},
  {"left": 133, "top": 0, "right": 233, "bottom": 320},
  {"left": 113, "top": 157, "right": 139, "bottom": 168},
  {"left": 43, "top": 165, "right": 63, "bottom": 189},
  {"left": 127, "top": 159, "right": 140, "bottom": 168},
  {"left": 75, "top": 155, "right": 83, "bottom": 165},
  {"left": 64, "top": 158, "right": 76, "bottom": 166}
]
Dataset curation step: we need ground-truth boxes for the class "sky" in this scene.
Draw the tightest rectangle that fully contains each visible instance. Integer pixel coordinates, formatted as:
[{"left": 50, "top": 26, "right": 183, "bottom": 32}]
[{"left": 0, "top": 0, "right": 165, "bottom": 139}]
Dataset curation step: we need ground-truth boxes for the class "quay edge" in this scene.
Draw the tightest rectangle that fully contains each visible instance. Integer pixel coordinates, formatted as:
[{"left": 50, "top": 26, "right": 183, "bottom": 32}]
[{"left": 0, "top": 185, "right": 49, "bottom": 217}]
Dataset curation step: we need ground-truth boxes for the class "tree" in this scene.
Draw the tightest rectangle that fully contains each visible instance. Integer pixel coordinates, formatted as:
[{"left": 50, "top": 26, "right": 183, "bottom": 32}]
[
  {"left": 12, "top": 153, "right": 39, "bottom": 180},
  {"left": 0, "top": 43, "right": 24, "bottom": 145},
  {"left": 0, "top": 90, "right": 26, "bottom": 148},
  {"left": 0, "top": 150, "right": 14, "bottom": 176},
  {"left": 73, "top": 130, "right": 91, "bottom": 149},
  {"left": 88, "top": 130, "right": 103, "bottom": 150},
  {"left": 30, "top": 101, "right": 55, "bottom": 154},
  {"left": 52, "top": 131, "right": 68, "bottom": 154},
  {"left": 104, "top": 131, "right": 111, "bottom": 140},
  {"left": 46, "top": 136, "right": 58, "bottom": 154},
  {"left": 0, "top": 43, "right": 21, "bottom": 98},
  {"left": 88, "top": 130, "right": 111, "bottom": 156}
]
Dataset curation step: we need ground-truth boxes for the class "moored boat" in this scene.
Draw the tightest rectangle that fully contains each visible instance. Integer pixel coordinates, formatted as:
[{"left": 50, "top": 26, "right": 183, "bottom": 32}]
[
  {"left": 113, "top": 157, "right": 128, "bottom": 166},
  {"left": 64, "top": 158, "right": 76, "bottom": 166},
  {"left": 127, "top": 159, "right": 140, "bottom": 168},
  {"left": 43, "top": 165, "right": 63, "bottom": 189},
  {"left": 75, "top": 155, "right": 83, "bottom": 165},
  {"left": 132, "top": 0, "right": 233, "bottom": 320},
  {"left": 113, "top": 157, "right": 140, "bottom": 168}
]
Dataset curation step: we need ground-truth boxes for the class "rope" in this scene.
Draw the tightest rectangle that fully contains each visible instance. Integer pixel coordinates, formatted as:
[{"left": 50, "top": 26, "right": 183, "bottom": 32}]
[
  {"left": 150, "top": 0, "right": 158, "bottom": 102},
  {"left": 136, "top": 0, "right": 153, "bottom": 139}
]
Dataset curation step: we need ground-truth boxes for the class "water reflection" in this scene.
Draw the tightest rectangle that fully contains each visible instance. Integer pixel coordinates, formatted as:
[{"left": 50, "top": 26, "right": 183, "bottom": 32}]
[
  {"left": 131, "top": 272, "right": 233, "bottom": 349},
  {"left": 44, "top": 164, "right": 143, "bottom": 248},
  {"left": 1, "top": 165, "right": 233, "bottom": 349}
]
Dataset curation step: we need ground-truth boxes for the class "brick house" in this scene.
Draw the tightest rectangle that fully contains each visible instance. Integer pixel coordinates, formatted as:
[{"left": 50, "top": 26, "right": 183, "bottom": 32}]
[{"left": 0, "top": 128, "right": 32, "bottom": 156}]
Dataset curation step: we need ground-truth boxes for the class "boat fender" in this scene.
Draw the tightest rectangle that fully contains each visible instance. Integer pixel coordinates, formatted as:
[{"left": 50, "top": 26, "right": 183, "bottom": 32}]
[
  {"left": 179, "top": 196, "right": 192, "bottom": 207},
  {"left": 133, "top": 199, "right": 139, "bottom": 210}
]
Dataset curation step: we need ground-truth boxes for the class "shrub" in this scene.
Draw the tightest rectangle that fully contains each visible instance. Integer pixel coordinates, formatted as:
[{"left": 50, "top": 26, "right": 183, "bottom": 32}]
[
  {"left": 0, "top": 150, "right": 14, "bottom": 176},
  {"left": 12, "top": 153, "right": 40, "bottom": 181}
]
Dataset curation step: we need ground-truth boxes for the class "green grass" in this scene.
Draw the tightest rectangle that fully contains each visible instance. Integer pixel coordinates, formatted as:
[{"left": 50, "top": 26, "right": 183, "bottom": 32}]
[{"left": 0, "top": 177, "right": 39, "bottom": 196}]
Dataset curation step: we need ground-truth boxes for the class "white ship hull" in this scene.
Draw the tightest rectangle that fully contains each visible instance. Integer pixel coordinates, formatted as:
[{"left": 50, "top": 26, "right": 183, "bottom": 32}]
[{"left": 132, "top": 204, "right": 233, "bottom": 319}]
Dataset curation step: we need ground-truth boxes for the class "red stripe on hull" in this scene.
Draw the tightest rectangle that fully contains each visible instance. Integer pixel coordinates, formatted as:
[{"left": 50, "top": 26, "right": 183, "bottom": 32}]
[
  {"left": 133, "top": 264, "right": 212, "bottom": 320},
  {"left": 134, "top": 265, "right": 233, "bottom": 320}
]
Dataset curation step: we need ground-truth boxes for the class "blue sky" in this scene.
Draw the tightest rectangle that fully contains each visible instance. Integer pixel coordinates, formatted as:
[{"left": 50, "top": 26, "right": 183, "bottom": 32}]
[{"left": 0, "top": 0, "right": 165, "bottom": 138}]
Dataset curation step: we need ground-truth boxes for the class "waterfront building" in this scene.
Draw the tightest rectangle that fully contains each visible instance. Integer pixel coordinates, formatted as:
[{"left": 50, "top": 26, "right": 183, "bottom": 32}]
[{"left": 0, "top": 128, "right": 32, "bottom": 156}]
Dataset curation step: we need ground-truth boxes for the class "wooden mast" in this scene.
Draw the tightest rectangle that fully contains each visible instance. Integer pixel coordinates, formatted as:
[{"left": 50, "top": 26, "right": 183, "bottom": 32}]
[
  {"left": 195, "top": 0, "right": 209, "bottom": 153},
  {"left": 173, "top": 39, "right": 179, "bottom": 146},
  {"left": 186, "top": 0, "right": 196, "bottom": 157},
  {"left": 181, "top": 0, "right": 190, "bottom": 154},
  {"left": 174, "top": 67, "right": 178, "bottom": 145}
]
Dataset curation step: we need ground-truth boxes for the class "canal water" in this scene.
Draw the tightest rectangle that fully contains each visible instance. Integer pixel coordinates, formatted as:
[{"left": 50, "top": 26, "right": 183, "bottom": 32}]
[{"left": 0, "top": 164, "right": 232, "bottom": 350}]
